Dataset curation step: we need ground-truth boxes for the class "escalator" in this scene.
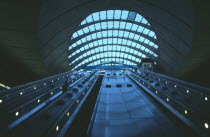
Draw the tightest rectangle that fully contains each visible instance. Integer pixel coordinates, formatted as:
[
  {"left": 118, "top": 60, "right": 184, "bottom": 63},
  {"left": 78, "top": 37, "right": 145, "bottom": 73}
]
[{"left": 86, "top": 70, "right": 197, "bottom": 137}]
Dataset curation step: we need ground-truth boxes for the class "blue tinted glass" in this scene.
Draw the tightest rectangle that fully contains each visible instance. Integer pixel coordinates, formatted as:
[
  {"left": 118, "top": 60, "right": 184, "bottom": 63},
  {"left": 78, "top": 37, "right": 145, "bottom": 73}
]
[
  {"left": 121, "top": 11, "right": 129, "bottom": 19},
  {"left": 100, "top": 11, "right": 106, "bottom": 20},
  {"left": 141, "top": 18, "right": 148, "bottom": 24},
  {"left": 70, "top": 10, "right": 158, "bottom": 69},
  {"left": 114, "top": 10, "right": 121, "bottom": 19},
  {"left": 81, "top": 19, "right": 87, "bottom": 25},
  {"left": 77, "top": 29, "right": 84, "bottom": 35},
  {"left": 135, "top": 14, "right": 142, "bottom": 22},
  {"left": 92, "top": 12, "right": 100, "bottom": 21},
  {"left": 95, "top": 23, "right": 101, "bottom": 30},
  {"left": 131, "top": 24, "right": 138, "bottom": 31},
  {"left": 128, "top": 12, "right": 137, "bottom": 21},
  {"left": 125, "top": 23, "right": 132, "bottom": 30},
  {"left": 114, "top": 21, "right": 120, "bottom": 28},
  {"left": 143, "top": 28, "right": 150, "bottom": 34},
  {"left": 107, "top": 10, "right": 114, "bottom": 19},
  {"left": 86, "top": 15, "right": 93, "bottom": 23},
  {"left": 148, "top": 31, "right": 155, "bottom": 37},
  {"left": 83, "top": 27, "right": 89, "bottom": 33},
  {"left": 101, "top": 22, "right": 107, "bottom": 29},
  {"left": 89, "top": 25, "right": 95, "bottom": 31}
]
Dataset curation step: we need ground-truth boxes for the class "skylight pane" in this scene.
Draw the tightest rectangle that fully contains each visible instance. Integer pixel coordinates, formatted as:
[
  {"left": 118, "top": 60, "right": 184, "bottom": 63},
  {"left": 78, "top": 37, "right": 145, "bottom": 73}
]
[
  {"left": 118, "top": 31, "right": 123, "bottom": 37},
  {"left": 108, "top": 31, "right": 112, "bottom": 37},
  {"left": 100, "top": 11, "right": 106, "bottom": 20},
  {"left": 121, "top": 11, "right": 129, "bottom": 20},
  {"left": 77, "top": 29, "right": 84, "bottom": 36},
  {"left": 134, "top": 35, "right": 140, "bottom": 40},
  {"left": 135, "top": 14, "right": 142, "bottom": 22},
  {"left": 124, "top": 32, "right": 129, "bottom": 37},
  {"left": 81, "top": 38, "right": 86, "bottom": 43},
  {"left": 128, "top": 12, "right": 137, "bottom": 21},
  {"left": 128, "top": 33, "right": 134, "bottom": 39},
  {"left": 97, "top": 32, "right": 102, "bottom": 38},
  {"left": 114, "top": 21, "right": 119, "bottom": 28},
  {"left": 122, "top": 39, "right": 127, "bottom": 45},
  {"left": 137, "top": 26, "right": 144, "bottom": 33},
  {"left": 102, "top": 31, "right": 107, "bottom": 37},
  {"left": 143, "top": 28, "right": 150, "bottom": 35},
  {"left": 154, "top": 44, "right": 158, "bottom": 49},
  {"left": 72, "top": 32, "right": 78, "bottom": 38},
  {"left": 98, "top": 40, "right": 102, "bottom": 45},
  {"left": 86, "top": 15, "right": 93, "bottom": 23},
  {"left": 81, "top": 19, "right": 87, "bottom": 25},
  {"left": 140, "top": 46, "right": 145, "bottom": 50},
  {"left": 76, "top": 40, "right": 82, "bottom": 45},
  {"left": 125, "top": 23, "right": 132, "bottom": 30},
  {"left": 114, "top": 10, "right": 121, "bottom": 19},
  {"left": 108, "top": 38, "right": 112, "bottom": 44},
  {"left": 86, "top": 35, "right": 92, "bottom": 41},
  {"left": 92, "top": 33, "right": 97, "bottom": 39},
  {"left": 113, "top": 30, "right": 118, "bottom": 37},
  {"left": 92, "top": 12, "right": 100, "bottom": 21},
  {"left": 113, "top": 38, "right": 117, "bottom": 44},
  {"left": 131, "top": 24, "right": 138, "bottom": 31},
  {"left": 101, "top": 22, "right": 107, "bottom": 29},
  {"left": 141, "top": 18, "right": 148, "bottom": 24},
  {"left": 127, "top": 40, "right": 132, "bottom": 46},
  {"left": 144, "top": 39, "right": 149, "bottom": 44},
  {"left": 118, "top": 38, "right": 123, "bottom": 44},
  {"left": 83, "top": 27, "right": 89, "bottom": 33},
  {"left": 95, "top": 23, "right": 101, "bottom": 30},
  {"left": 139, "top": 37, "right": 144, "bottom": 42},
  {"left": 154, "top": 35, "right": 157, "bottom": 39},
  {"left": 119, "top": 22, "right": 126, "bottom": 29},
  {"left": 107, "top": 10, "right": 114, "bottom": 19},
  {"left": 107, "top": 21, "right": 113, "bottom": 29},
  {"left": 89, "top": 25, "right": 95, "bottom": 31}
]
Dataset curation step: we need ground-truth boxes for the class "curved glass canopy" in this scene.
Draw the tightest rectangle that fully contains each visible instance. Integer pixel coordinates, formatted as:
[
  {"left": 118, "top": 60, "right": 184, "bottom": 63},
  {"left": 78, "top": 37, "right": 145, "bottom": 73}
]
[{"left": 68, "top": 10, "right": 158, "bottom": 70}]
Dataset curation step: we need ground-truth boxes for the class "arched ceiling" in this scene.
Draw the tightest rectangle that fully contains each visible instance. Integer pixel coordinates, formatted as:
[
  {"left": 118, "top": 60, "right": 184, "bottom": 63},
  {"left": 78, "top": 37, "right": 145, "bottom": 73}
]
[
  {"left": 38, "top": 0, "right": 193, "bottom": 75},
  {"left": 67, "top": 10, "right": 158, "bottom": 70},
  {"left": 2, "top": 0, "right": 210, "bottom": 88}
]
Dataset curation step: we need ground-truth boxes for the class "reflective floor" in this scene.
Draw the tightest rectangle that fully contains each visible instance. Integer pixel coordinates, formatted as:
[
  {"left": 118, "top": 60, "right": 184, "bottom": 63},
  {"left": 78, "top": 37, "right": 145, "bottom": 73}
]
[{"left": 90, "top": 70, "right": 188, "bottom": 137}]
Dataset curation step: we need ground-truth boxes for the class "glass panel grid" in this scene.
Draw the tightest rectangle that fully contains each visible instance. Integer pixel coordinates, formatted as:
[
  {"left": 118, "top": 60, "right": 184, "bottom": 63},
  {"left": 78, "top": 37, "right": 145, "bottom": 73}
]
[{"left": 68, "top": 10, "right": 158, "bottom": 70}]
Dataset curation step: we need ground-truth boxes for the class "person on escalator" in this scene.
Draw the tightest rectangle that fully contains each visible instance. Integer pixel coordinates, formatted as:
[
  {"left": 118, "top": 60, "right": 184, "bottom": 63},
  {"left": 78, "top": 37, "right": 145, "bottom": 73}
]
[{"left": 62, "top": 81, "right": 69, "bottom": 92}]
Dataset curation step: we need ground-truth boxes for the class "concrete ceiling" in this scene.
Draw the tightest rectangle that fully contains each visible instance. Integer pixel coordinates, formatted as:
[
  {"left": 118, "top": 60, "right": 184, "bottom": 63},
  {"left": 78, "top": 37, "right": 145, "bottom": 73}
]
[{"left": 0, "top": 0, "right": 210, "bottom": 88}]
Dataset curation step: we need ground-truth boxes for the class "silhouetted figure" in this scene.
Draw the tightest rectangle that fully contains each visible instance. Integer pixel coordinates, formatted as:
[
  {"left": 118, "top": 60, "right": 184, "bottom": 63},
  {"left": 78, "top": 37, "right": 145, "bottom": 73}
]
[{"left": 62, "top": 81, "right": 69, "bottom": 92}]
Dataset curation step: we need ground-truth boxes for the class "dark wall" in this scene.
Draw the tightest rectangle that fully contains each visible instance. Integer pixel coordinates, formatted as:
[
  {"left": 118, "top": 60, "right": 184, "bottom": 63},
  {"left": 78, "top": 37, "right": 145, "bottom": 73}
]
[
  {"left": 176, "top": 0, "right": 210, "bottom": 88},
  {"left": 0, "top": 0, "right": 49, "bottom": 87}
]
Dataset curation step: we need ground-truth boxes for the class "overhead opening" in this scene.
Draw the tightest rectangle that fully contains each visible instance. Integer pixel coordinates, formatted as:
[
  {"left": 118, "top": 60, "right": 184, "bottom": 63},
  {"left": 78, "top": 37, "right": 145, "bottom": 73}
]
[{"left": 68, "top": 10, "right": 158, "bottom": 70}]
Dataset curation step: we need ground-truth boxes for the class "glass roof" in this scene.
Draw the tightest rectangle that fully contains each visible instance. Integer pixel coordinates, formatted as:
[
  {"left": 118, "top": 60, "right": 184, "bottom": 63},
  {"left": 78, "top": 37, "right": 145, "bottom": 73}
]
[{"left": 68, "top": 10, "right": 158, "bottom": 70}]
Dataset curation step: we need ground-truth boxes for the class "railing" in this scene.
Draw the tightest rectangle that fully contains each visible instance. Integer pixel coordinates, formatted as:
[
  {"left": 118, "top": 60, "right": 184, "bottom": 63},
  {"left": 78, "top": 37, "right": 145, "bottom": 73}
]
[
  {"left": 0, "top": 71, "right": 79, "bottom": 102},
  {"left": 127, "top": 69, "right": 210, "bottom": 137},
  {"left": 1, "top": 71, "right": 100, "bottom": 137},
  {"left": 45, "top": 71, "right": 100, "bottom": 137},
  {"left": 0, "top": 70, "right": 86, "bottom": 133}
]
